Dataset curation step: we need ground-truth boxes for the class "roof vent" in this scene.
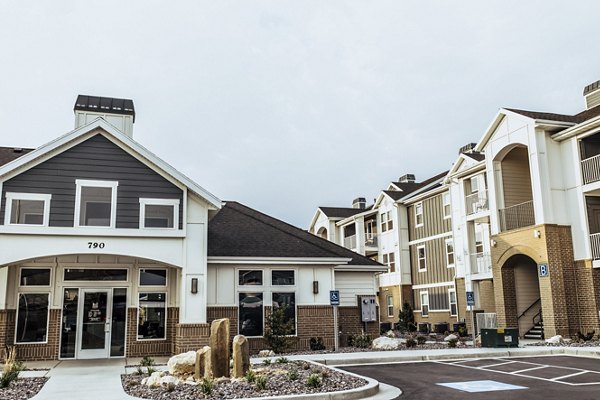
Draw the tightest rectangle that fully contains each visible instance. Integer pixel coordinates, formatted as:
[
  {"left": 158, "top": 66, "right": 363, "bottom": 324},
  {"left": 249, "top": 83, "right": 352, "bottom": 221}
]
[
  {"left": 584, "top": 80, "right": 600, "bottom": 110},
  {"left": 352, "top": 197, "right": 366, "bottom": 209},
  {"left": 74, "top": 95, "right": 135, "bottom": 137},
  {"left": 398, "top": 174, "right": 416, "bottom": 183},
  {"left": 13, "top": 148, "right": 23, "bottom": 153},
  {"left": 459, "top": 143, "right": 477, "bottom": 154}
]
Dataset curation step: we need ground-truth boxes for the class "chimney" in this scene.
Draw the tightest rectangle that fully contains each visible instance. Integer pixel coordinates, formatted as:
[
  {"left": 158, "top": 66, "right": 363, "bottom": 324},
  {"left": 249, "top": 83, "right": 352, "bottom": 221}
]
[
  {"left": 352, "top": 197, "right": 366, "bottom": 209},
  {"left": 459, "top": 143, "right": 477, "bottom": 154},
  {"left": 584, "top": 80, "right": 600, "bottom": 110},
  {"left": 398, "top": 174, "right": 416, "bottom": 183},
  {"left": 74, "top": 95, "right": 135, "bottom": 137}
]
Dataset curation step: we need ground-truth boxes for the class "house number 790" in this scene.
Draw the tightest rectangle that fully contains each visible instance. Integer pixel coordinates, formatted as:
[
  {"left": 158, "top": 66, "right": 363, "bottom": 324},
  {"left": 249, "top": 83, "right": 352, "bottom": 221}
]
[{"left": 88, "top": 242, "right": 105, "bottom": 249}]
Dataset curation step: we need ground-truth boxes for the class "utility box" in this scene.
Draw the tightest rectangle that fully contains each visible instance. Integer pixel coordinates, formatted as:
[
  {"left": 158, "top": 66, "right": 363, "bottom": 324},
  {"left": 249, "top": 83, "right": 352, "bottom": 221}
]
[
  {"left": 360, "top": 296, "right": 377, "bottom": 322},
  {"left": 480, "top": 328, "right": 519, "bottom": 348}
]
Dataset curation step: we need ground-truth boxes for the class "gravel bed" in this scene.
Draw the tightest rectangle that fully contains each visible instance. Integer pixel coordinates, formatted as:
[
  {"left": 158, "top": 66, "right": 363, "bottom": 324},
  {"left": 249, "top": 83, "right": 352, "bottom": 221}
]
[
  {"left": 122, "top": 361, "right": 367, "bottom": 399},
  {"left": 527, "top": 340, "right": 600, "bottom": 347},
  {"left": 0, "top": 377, "right": 48, "bottom": 400},
  {"left": 253, "top": 342, "right": 471, "bottom": 357}
]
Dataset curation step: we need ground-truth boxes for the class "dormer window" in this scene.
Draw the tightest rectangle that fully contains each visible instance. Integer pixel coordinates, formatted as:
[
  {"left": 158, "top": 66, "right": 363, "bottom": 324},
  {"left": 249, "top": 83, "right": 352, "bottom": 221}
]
[
  {"left": 139, "top": 199, "right": 179, "bottom": 229},
  {"left": 5, "top": 193, "right": 51, "bottom": 226},
  {"left": 74, "top": 180, "right": 118, "bottom": 228}
]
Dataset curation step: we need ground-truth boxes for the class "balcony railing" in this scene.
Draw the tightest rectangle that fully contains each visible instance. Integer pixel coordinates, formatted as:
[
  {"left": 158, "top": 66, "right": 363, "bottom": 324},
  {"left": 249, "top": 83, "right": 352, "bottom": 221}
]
[
  {"left": 591, "top": 233, "right": 600, "bottom": 260},
  {"left": 470, "top": 252, "right": 492, "bottom": 275},
  {"left": 498, "top": 200, "right": 535, "bottom": 231},
  {"left": 466, "top": 190, "right": 488, "bottom": 215},
  {"left": 364, "top": 232, "right": 378, "bottom": 247},
  {"left": 343, "top": 234, "right": 357, "bottom": 249},
  {"left": 582, "top": 154, "right": 600, "bottom": 185}
]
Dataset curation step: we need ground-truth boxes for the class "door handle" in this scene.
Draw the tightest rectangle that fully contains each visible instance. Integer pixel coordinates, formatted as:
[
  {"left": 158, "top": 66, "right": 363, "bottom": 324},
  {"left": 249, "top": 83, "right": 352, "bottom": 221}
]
[{"left": 105, "top": 322, "right": 111, "bottom": 333}]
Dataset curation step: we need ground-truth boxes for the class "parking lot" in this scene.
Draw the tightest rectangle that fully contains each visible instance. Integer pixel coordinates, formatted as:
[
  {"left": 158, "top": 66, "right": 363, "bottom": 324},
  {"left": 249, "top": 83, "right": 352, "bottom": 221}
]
[{"left": 342, "top": 355, "right": 600, "bottom": 399}]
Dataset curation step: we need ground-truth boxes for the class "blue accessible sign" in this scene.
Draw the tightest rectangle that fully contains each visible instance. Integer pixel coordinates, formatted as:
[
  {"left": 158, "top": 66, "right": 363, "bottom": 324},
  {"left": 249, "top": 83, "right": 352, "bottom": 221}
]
[
  {"left": 329, "top": 290, "right": 340, "bottom": 306},
  {"left": 466, "top": 291, "right": 475, "bottom": 306}
]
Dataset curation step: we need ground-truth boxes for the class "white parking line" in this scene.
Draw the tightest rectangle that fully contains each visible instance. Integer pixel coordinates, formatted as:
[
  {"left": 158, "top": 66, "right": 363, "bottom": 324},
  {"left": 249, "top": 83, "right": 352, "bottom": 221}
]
[
  {"left": 550, "top": 371, "right": 588, "bottom": 381},
  {"left": 480, "top": 361, "right": 516, "bottom": 369},
  {"left": 510, "top": 365, "right": 549, "bottom": 374}
]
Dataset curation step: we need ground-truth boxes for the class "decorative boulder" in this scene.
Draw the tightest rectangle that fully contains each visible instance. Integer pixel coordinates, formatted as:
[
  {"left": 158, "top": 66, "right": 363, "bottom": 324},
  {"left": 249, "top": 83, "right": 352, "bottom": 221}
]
[
  {"left": 444, "top": 334, "right": 459, "bottom": 342},
  {"left": 372, "top": 337, "right": 401, "bottom": 350},
  {"left": 160, "top": 375, "right": 179, "bottom": 389},
  {"left": 232, "top": 335, "right": 250, "bottom": 378},
  {"left": 258, "top": 350, "right": 275, "bottom": 358},
  {"left": 143, "top": 371, "right": 163, "bottom": 388},
  {"left": 546, "top": 335, "right": 563, "bottom": 344},
  {"left": 195, "top": 346, "right": 212, "bottom": 380},
  {"left": 168, "top": 351, "right": 197, "bottom": 377},
  {"left": 474, "top": 335, "right": 482, "bottom": 347},
  {"left": 210, "top": 318, "right": 231, "bottom": 378}
]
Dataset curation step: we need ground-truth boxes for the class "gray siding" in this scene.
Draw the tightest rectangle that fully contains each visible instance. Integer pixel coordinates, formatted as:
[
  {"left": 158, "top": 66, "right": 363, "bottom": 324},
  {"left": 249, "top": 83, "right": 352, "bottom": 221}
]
[
  {"left": 1, "top": 134, "right": 183, "bottom": 229},
  {"left": 408, "top": 192, "right": 452, "bottom": 241}
]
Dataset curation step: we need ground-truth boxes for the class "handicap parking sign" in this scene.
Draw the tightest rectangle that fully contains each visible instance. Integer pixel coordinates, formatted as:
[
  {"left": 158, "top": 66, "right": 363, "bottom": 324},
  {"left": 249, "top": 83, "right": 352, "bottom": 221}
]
[
  {"left": 466, "top": 291, "right": 475, "bottom": 306},
  {"left": 329, "top": 290, "right": 340, "bottom": 306},
  {"left": 538, "top": 263, "right": 549, "bottom": 277}
]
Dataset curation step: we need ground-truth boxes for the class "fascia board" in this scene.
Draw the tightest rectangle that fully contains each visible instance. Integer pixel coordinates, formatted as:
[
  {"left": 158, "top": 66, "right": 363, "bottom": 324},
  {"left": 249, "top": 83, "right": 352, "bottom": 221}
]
[
  {"left": 474, "top": 111, "right": 508, "bottom": 153},
  {"left": 208, "top": 256, "right": 352, "bottom": 265},
  {"left": 334, "top": 265, "right": 388, "bottom": 272},
  {"left": 551, "top": 115, "right": 600, "bottom": 141},
  {"left": 335, "top": 208, "right": 378, "bottom": 226}
]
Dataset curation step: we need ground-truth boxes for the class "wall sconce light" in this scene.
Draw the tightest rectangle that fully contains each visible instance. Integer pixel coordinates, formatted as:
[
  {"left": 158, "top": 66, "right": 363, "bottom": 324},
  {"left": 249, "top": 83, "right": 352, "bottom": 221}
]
[
  {"left": 191, "top": 278, "right": 198, "bottom": 294},
  {"left": 490, "top": 239, "right": 497, "bottom": 247},
  {"left": 312, "top": 281, "right": 319, "bottom": 294},
  {"left": 534, "top": 229, "right": 541, "bottom": 239}
]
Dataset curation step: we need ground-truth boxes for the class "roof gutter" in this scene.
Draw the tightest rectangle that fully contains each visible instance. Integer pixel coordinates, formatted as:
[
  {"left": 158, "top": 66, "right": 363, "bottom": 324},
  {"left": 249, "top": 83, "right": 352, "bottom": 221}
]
[
  {"left": 551, "top": 114, "right": 600, "bottom": 142},
  {"left": 334, "top": 265, "right": 388, "bottom": 272},
  {"left": 208, "top": 256, "right": 352, "bottom": 265}
]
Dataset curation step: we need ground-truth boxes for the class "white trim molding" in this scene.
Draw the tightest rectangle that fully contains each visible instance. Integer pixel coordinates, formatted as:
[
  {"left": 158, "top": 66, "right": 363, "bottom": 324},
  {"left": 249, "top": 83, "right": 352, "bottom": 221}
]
[
  {"left": 139, "top": 198, "right": 180, "bottom": 230},
  {"left": 412, "top": 281, "right": 455, "bottom": 290},
  {"left": 74, "top": 179, "right": 119, "bottom": 228},
  {"left": 4, "top": 192, "right": 52, "bottom": 227}
]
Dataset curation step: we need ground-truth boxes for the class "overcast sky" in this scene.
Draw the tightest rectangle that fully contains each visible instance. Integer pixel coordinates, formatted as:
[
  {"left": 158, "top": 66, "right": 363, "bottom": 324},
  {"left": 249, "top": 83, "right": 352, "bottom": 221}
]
[{"left": 1, "top": 1, "right": 599, "bottom": 228}]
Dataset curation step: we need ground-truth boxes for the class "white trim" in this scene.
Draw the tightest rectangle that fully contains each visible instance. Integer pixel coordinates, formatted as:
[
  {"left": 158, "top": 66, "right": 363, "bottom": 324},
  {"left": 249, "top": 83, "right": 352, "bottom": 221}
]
[
  {"left": 442, "top": 191, "right": 451, "bottom": 220},
  {"left": 412, "top": 281, "right": 455, "bottom": 290},
  {"left": 208, "top": 256, "right": 352, "bottom": 265},
  {"left": 448, "top": 288, "right": 457, "bottom": 317},
  {"left": 74, "top": 179, "right": 118, "bottom": 228},
  {"left": 19, "top": 267, "right": 51, "bottom": 287},
  {"left": 0, "top": 225, "right": 186, "bottom": 237},
  {"left": 15, "top": 292, "right": 51, "bottom": 345},
  {"left": 445, "top": 238, "right": 455, "bottom": 268},
  {"left": 4, "top": 192, "right": 52, "bottom": 227},
  {"left": 334, "top": 265, "right": 389, "bottom": 272},
  {"left": 417, "top": 245, "right": 426, "bottom": 272},
  {"left": 408, "top": 231, "right": 452, "bottom": 246},
  {"left": 138, "top": 267, "right": 168, "bottom": 287},
  {"left": 386, "top": 294, "right": 394, "bottom": 318},
  {"left": 138, "top": 198, "right": 180, "bottom": 229},
  {"left": 414, "top": 202, "right": 424, "bottom": 227},
  {"left": 420, "top": 290, "right": 429, "bottom": 317},
  {"left": 137, "top": 291, "right": 168, "bottom": 341}
]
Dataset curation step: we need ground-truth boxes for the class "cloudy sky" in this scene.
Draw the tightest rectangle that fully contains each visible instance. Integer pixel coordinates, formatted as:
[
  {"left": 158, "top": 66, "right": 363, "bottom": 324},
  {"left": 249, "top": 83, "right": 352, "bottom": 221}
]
[{"left": 1, "top": 1, "right": 599, "bottom": 227}]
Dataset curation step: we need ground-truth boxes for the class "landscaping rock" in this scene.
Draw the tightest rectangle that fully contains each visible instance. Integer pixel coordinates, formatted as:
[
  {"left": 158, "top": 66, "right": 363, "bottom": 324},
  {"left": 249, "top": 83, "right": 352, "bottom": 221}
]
[
  {"left": 232, "top": 335, "right": 250, "bottom": 378},
  {"left": 546, "top": 335, "right": 563, "bottom": 344},
  {"left": 142, "top": 371, "right": 164, "bottom": 388},
  {"left": 210, "top": 318, "right": 231, "bottom": 378},
  {"left": 372, "top": 336, "right": 401, "bottom": 350},
  {"left": 167, "top": 351, "right": 196, "bottom": 377},
  {"left": 258, "top": 350, "right": 275, "bottom": 357},
  {"left": 160, "top": 375, "right": 179, "bottom": 388},
  {"left": 194, "top": 346, "right": 212, "bottom": 380},
  {"left": 474, "top": 335, "right": 481, "bottom": 347},
  {"left": 444, "top": 334, "right": 458, "bottom": 342}
]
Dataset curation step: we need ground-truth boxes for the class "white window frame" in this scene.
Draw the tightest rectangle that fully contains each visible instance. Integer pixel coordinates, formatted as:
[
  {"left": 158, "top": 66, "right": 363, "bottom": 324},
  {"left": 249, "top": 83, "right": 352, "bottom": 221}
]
[
  {"left": 138, "top": 267, "right": 168, "bottom": 287},
  {"left": 138, "top": 198, "right": 180, "bottom": 229},
  {"left": 137, "top": 291, "right": 168, "bottom": 341},
  {"left": 448, "top": 289, "right": 457, "bottom": 316},
  {"left": 380, "top": 211, "right": 393, "bottom": 233},
  {"left": 415, "top": 202, "right": 423, "bottom": 227},
  {"left": 386, "top": 295, "right": 394, "bottom": 317},
  {"left": 74, "top": 179, "right": 118, "bottom": 228},
  {"left": 19, "top": 267, "right": 52, "bottom": 287},
  {"left": 445, "top": 238, "right": 455, "bottom": 268},
  {"left": 417, "top": 245, "right": 427, "bottom": 272},
  {"left": 470, "top": 175, "right": 480, "bottom": 193},
  {"left": 5, "top": 192, "right": 52, "bottom": 226},
  {"left": 442, "top": 192, "right": 451, "bottom": 219},
  {"left": 420, "top": 291, "right": 429, "bottom": 317}
]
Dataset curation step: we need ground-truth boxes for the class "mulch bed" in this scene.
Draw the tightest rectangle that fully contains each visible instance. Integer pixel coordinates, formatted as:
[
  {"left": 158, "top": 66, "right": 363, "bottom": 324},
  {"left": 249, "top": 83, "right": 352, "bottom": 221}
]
[
  {"left": 0, "top": 377, "right": 48, "bottom": 400},
  {"left": 122, "top": 361, "right": 367, "bottom": 399}
]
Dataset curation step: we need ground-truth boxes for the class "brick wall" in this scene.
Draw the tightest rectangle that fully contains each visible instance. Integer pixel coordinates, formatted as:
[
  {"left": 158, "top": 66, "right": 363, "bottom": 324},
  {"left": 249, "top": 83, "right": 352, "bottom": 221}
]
[
  {"left": 126, "top": 307, "right": 178, "bottom": 357},
  {"left": 338, "top": 306, "right": 379, "bottom": 338},
  {"left": 5, "top": 309, "right": 61, "bottom": 361}
]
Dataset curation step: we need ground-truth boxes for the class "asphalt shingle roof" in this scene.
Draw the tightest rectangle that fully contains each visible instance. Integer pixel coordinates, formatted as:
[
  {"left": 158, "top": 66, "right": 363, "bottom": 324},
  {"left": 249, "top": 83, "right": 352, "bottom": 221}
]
[
  {"left": 318, "top": 206, "right": 371, "bottom": 219},
  {"left": 0, "top": 147, "right": 33, "bottom": 167},
  {"left": 208, "top": 201, "right": 381, "bottom": 266},
  {"left": 387, "top": 171, "right": 449, "bottom": 201},
  {"left": 505, "top": 104, "right": 600, "bottom": 125}
]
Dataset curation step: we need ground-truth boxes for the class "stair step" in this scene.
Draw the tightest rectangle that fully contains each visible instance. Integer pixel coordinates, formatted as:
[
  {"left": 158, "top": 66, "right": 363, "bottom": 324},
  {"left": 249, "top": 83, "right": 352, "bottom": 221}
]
[{"left": 524, "top": 334, "right": 543, "bottom": 339}]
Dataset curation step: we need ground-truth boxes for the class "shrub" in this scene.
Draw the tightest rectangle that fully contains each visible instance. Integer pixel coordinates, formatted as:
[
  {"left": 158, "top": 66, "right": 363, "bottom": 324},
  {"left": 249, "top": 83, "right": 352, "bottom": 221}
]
[
  {"left": 405, "top": 337, "right": 417, "bottom": 348},
  {"left": 275, "top": 356, "right": 289, "bottom": 364},
  {"left": 146, "top": 366, "right": 157, "bottom": 375},
  {"left": 447, "top": 338, "right": 459, "bottom": 348},
  {"left": 349, "top": 333, "right": 371, "bottom": 348},
  {"left": 1, "top": 347, "right": 24, "bottom": 388},
  {"left": 306, "top": 373, "right": 322, "bottom": 388},
  {"left": 457, "top": 325, "right": 468, "bottom": 337},
  {"left": 264, "top": 306, "right": 295, "bottom": 354},
  {"left": 416, "top": 335, "right": 427, "bottom": 345},
  {"left": 255, "top": 375, "right": 268, "bottom": 391},
  {"left": 287, "top": 368, "right": 299, "bottom": 381},
  {"left": 245, "top": 369, "right": 257, "bottom": 383},
  {"left": 140, "top": 356, "right": 155, "bottom": 367},
  {"left": 262, "top": 359, "right": 272, "bottom": 366},
  {"left": 200, "top": 377, "right": 214, "bottom": 395},
  {"left": 397, "top": 303, "right": 417, "bottom": 333},
  {"left": 309, "top": 337, "right": 325, "bottom": 351}
]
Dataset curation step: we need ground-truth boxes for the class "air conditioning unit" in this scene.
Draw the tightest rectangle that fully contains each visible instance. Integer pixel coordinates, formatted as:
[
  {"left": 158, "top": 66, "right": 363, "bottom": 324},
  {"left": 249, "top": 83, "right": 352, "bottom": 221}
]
[{"left": 476, "top": 313, "right": 497, "bottom": 335}]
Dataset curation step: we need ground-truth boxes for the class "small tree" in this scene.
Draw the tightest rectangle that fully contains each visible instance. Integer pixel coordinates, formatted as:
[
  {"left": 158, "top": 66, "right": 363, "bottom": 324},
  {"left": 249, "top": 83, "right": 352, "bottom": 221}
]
[
  {"left": 397, "top": 302, "right": 416, "bottom": 333},
  {"left": 264, "top": 306, "right": 295, "bottom": 353}
]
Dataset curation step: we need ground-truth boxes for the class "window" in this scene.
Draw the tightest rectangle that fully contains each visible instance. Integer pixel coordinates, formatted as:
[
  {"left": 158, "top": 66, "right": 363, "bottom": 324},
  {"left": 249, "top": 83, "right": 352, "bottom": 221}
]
[
  {"left": 75, "top": 180, "right": 118, "bottom": 227},
  {"left": 64, "top": 269, "right": 128, "bottom": 281},
  {"left": 139, "top": 269, "right": 167, "bottom": 286},
  {"left": 442, "top": 192, "right": 451, "bottom": 219},
  {"left": 239, "top": 292, "right": 263, "bottom": 336},
  {"left": 417, "top": 245, "right": 426, "bottom": 271},
  {"left": 474, "top": 223, "right": 484, "bottom": 254},
  {"left": 272, "top": 270, "right": 294, "bottom": 285},
  {"left": 138, "top": 292, "right": 166, "bottom": 340},
  {"left": 445, "top": 239, "right": 455, "bottom": 268},
  {"left": 386, "top": 295, "right": 394, "bottom": 317},
  {"left": 239, "top": 270, "right": 262, "bottom": 286},
  {"left": 5, "top": 193, "right": 51, "bottom": 226},
  {"left": 20, "top": 268, "right": 50, "bottom": 286},
  {"left": 272, "top": 292, "right": 296, "bottom": 335},
  {"left": 470, "top": 175, "right": 479, "bottom": 193},
  {"left": 16, "top": 293, "right": 49, "bottom": 343},
  {"left": 415, "top": 202, "right": 423, "bottom": 227},
  {"left": 139, "top": 198, "right": 179, "bottom": 229},
  {"left": 420, "top": 291, "right": 429, "bottom": 317},
  {"left": 449, "top": 289, "right": 457, "bottom": 316},
  {"left": 380, "top": 211, "right": 393, "bottom": 232},
  {"left": 382, "top": 252, "right": 395, "bottom": 273}
]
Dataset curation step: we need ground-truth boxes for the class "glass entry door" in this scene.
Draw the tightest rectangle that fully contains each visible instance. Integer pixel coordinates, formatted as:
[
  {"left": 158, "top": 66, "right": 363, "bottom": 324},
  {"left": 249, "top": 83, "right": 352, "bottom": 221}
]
[{"left": 77, "top": 289, "right": 111, "bottom": 359}]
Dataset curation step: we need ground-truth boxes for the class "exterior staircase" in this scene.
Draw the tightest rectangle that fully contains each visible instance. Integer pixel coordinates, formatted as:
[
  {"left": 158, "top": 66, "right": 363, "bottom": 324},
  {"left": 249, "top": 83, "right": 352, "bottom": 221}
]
[{"left": 523, "top": 321, "right": 544, "bottom": 340}]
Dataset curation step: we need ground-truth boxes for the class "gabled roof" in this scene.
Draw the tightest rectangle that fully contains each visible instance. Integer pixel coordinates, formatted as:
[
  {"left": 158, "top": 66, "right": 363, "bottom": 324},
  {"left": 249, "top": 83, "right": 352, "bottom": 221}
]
[
  {"left": 400, "top": 171, "right": 448, "bottom": 203},
  {"left": 464, "top": 152, "right": 485, "bottom": 162},
  {"left": 208, "top": 201, "right": 382, "bottom": 266},
  {"left": 0, "top": 118, "right": 221, "bottom": 209},
  {"left": 0, "top": 147, "right": 33, "bottom": 166},
  {"left": 375, "top": 171, "right": 448, "bottom": 207},
  {"left": 318, "top": 206, "right": 371, "bottom": 219},
  {"left": 505, "top": 104, "right": 600, "bottom": 125}
]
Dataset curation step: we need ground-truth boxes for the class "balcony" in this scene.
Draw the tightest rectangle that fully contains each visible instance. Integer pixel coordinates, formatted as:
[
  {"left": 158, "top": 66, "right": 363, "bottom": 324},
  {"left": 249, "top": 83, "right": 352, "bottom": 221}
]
[
  {"left": 377, "top": 270, "right": 401, "bottom": 287},
  {"left": 466, "top": 190, "right": 488, "bottom": 215},
  {"left": 582, "top": 154, "right": 600, "bottom": 185},
  {"left": 343, "top": 234, "right": 357, "bottom": 249},
  {"left": 498, "top": 201, "right": 535, "bottom": 232},
  {"left": 470, "top": 252, "right": 492, "bottom": 275},
  {"left": 591, "top": 233, "right": 600, "bottom": 260},
  {"left": 364, "top": 232, "right": 378, "bottom": 248}
]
